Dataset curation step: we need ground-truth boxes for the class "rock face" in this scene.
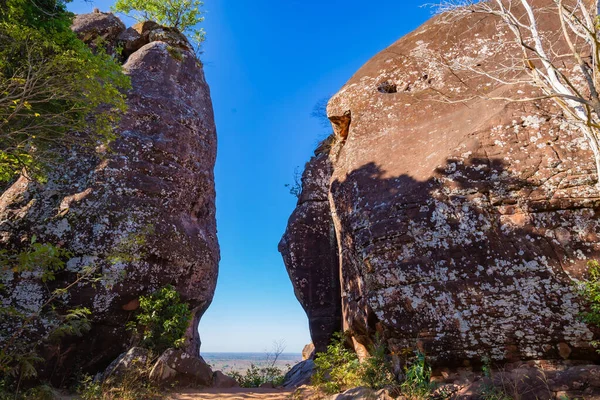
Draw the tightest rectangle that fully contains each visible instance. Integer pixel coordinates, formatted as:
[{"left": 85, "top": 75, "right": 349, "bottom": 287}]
[
  {"left": 102, "top": 347, "right": 149, "bottom": 382},
  {"left": 282, "top": 359, "right": 316, "bottom": 389},
  {"left": 212, "top": 371, "right": 239, "bottom": 389},
  {"left": 281, "top": 1, "right": 600, "bottom": 366},
  {"left": 279, "top": 141, "right": 342, "bottom": 353},
  {"left": 0, "top": 14, "right": 218, "bottom": 379},
  {"left": 149, "top": 349, "right": 214, "bottom": 387},
  {"left": 72, "top": 12, "right": 126, "bottom": 54}
]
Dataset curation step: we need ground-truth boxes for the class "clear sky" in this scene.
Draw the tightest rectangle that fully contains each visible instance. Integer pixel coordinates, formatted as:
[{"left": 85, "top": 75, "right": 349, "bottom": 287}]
[{"left": 68, "top": 0, "right": 433, "bottom": 354}]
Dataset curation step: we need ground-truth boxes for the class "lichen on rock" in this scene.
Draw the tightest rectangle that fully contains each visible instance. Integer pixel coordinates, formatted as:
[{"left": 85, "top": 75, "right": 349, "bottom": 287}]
[
  {"left": 0, "top": 13, "right": 219, "bottom": 380},
  {"left": 281, "top": 0, "right": 600, "bottom": 366}
]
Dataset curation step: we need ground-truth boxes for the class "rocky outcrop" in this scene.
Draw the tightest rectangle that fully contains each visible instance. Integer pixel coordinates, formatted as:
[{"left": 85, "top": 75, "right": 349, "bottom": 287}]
[
  {"left": 72, "top": 11, "right": 126, "bottom": 55},
  {"left": 0, "top": 13, "right": 218, "bottom": 380},
  {"left": 102, "top": 347, "right": 149, "bottom": 382},
  {"left": 149, "top": 349, "right": 214, "bottom": 387},
  {"left": 212, "top": 371, "right": 239, "bottom": 389},
  {"left": 282, "top": 360, "right": 316, "bottom": 389},
  {"left": 281, "top": 0, "right": 600, "bottom": 366},
  {"left": 279, "top": 140, "right": 342, "bottom": 353}
]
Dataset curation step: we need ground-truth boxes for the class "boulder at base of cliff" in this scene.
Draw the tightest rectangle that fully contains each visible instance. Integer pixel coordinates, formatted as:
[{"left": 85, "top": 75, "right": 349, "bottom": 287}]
[
  {"left": 102, "top": 347, "right": 149, "bottom": 382},
  {"left": 282, "top": 360, "right": 316, "bottom": 389},
  {"left": 212, "top": 371, "right": 239, "bottom": 389},
  {"left": 149, "top": 349, "right": 214, "bottom": 388}
]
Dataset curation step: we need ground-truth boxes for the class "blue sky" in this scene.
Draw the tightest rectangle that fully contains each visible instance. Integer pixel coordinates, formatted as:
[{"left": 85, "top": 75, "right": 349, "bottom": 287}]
[{"left": 68, "top": 0, "right": 432, "bottom": 353}]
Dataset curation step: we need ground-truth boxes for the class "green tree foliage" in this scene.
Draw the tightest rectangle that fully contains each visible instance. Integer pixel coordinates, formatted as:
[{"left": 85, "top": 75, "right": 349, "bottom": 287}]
[
  {"left": 112, "top": 0, "right": 205, "bottom": 50},
  {"left": 127, "top": 285, "right": 191, "bottom": 354},
  {"left": 0, "top": 0, "right": 130, "bottom": 184}
]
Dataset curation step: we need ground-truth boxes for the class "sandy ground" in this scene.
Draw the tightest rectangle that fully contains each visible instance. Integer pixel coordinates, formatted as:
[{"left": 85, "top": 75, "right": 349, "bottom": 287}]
[{"left": 168, "top": 387, "right": 296, "bottom": 400}]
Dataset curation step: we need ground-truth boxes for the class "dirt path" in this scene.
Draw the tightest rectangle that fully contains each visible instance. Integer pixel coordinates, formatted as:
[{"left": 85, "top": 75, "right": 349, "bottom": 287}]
[{"left": 168, "top": 387, "right": 296, "bottom": 400}]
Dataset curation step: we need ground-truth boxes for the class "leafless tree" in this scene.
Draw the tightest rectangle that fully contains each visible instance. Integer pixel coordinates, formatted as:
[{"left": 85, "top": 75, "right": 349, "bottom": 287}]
[{"left": 429, "top": 0, "right": 600, "bottom": 185}]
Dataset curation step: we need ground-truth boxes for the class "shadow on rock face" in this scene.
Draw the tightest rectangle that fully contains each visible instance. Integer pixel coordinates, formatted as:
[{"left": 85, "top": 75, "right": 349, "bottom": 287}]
[{"left": 330, "top": 155, "right": 600, "bottom": 367}]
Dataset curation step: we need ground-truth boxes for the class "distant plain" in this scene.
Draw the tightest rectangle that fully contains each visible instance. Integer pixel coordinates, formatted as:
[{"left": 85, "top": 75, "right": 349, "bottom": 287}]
[{"left": 201, "top": 353, "right": 302, "bottom": 373}]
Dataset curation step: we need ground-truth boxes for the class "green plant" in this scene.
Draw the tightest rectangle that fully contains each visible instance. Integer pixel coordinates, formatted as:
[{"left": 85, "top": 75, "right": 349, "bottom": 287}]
[
  {"left": 579, "top": 260, "right": 600, "bottom": 343},
  {"left": 229, "top": 341, "right": 289, "bottom": 388},
  {"left": 359, "top": 336, "right": 396, "bottom": 390},
  {"left": 127, "top": 285, "right": 191, "bottom": 354},
  {"left": 478, "top": 357, "right": 513, "bottom": 400},
  {"left": 400, "top": 351, "right": 433, "bottom": 399},
  {"left": 112, "top": 0, "right": 206, "bottom": 51},
  {"left": 78, "top": 374, "right": 102, "bottom": 400},
  {"left": 0, "top": 239, "right": 96, "bottom": 394},
  {"left": 78, "top": 356, "right": 163, "bottom": 400},
  {"left": 313, "top": 332, "right": 361, "bottom": 394},
  {"left": 0, "top": 0, "right": 130, "bottom": 184},
  {"left": 0, "top": 383, "right": 56, "bottom": 400}
]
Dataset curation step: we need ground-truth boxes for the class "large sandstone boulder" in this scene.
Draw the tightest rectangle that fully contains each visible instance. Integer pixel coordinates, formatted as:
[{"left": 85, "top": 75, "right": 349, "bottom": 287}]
[
  {"left": 281, "top": 0, "right": 600, "bottom": 366},
  {"left": 0, "top": 14, "right": 218, "bottom": 380},
  {"left": 279, "top": 141, "right": 342, "bottom": 353}
]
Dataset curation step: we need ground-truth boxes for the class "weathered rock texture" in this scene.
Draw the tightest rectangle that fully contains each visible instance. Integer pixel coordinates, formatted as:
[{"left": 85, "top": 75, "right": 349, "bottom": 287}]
[
  {"left": 281, "top": 0, "right": 600, "bottom": 366},
  {"left": 279, "top": 140, "right": 342, "bottom": 353},
  {"left": 149, "top": 349, "right": 214, "bottom": 388},
  {"left": 0, "top": 14, "right": 218, "bottom": 379}
]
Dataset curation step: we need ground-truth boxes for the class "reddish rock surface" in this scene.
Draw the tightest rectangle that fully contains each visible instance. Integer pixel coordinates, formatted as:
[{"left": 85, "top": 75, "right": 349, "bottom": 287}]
[
  {"left": 279, "top": 142, "right": 342, "bottom": 353},
  {"left": 0, "top": 14, "right": 218, "bottom": 379},
  {"left": 150, "top": 349, "right": 214, "bottom": 388},
  {"left": 281, "top": 1, "right": 600, "bottom": 366},
  {"left": 72, "top": 11, "right": 125, "bottom": 54}
]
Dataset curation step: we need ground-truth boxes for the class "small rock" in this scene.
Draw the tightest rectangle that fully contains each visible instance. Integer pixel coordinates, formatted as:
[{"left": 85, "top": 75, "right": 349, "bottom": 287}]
[
  {"left": 148, "top": 27, "right": 192, "bottom": 51},
  {"left": 149, "top": 349, "right": 213, "bottom": 387},
  {"left": 118, "top": 27, "right": 147, "bottom": 58},
  {"left": 72, "top": 12, "right": 125, "bottom": 54},
  {"left": 430, "top": 384, "right": 462, "bottom": 400},
  {"left": 102, "top": 347, "right": 149, "bottom": 382},
  {"left": 132, "top": 21, "right": 161, "bottom": 40},
  {"left": 302, "top": 343, "right": 316, "bottom": 360},
  {"left": 282, "top": 360, "right": 316, "bottom": 388},
  {"left": 212, "top": 371, "right": 239, "bottom": 388}
]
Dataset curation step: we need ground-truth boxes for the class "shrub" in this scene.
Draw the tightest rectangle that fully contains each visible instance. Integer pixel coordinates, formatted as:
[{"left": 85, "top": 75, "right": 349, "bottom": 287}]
[
  {"left": 229, "top": 364, "right": 286, "bottom": 388},
  {"left": 78, "top": 357, "right": 163, "bottom": 400},
  {"left": 359, "top": 336, "right": 396, "bottom": 390},
  {"left": 312, "top": 332, "right": 361, "bottom": 394},
  {"left": 229, "top": 341, "right": 288, "bottom": 388},
  {"left": 126, "top": 285, "right": 191, "bottom": 354},
  {"left": 579, "top": 260, "right": 600, "bottom": 328},
  {"left": 0, "top": 0, "right": 129, "bottom": 184},
  {"left": 400, "top": 351, "right": 433, "bottom": 399}
]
